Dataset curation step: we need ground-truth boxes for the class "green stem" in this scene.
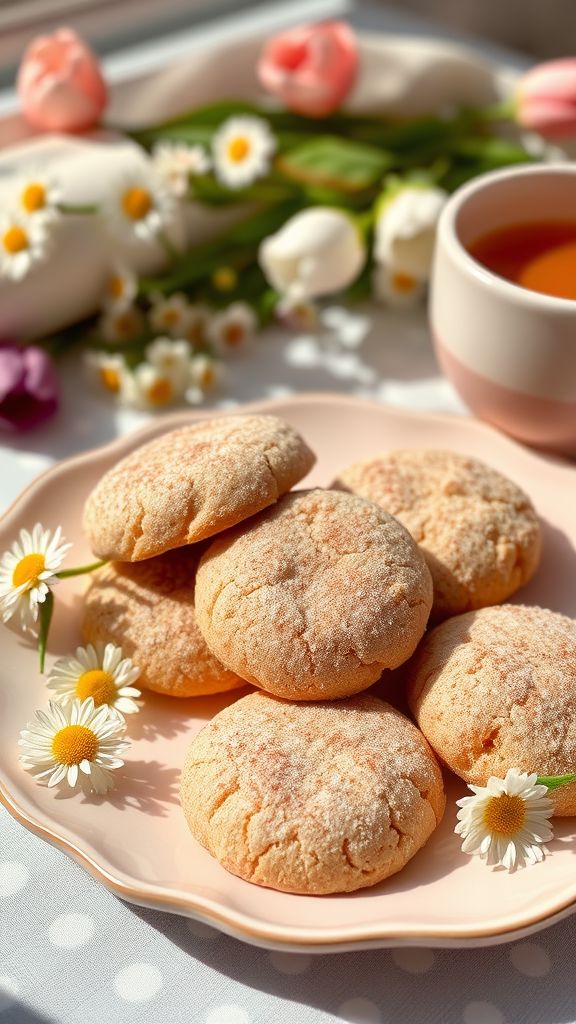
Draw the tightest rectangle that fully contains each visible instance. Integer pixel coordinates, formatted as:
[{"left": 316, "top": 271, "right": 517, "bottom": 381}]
[
  {"left": 58, "top": 202, "right": 100, "bottom": 215},
  {"left": 537, "top": 773, "right": 576, "bottom": 791},
  {"left": 56, "top": 560, "right": 108, "bottom": 579},
  {"left": 158, "top": 230, "right": 180, "bottom": 261},
  {"left": 38, "top": 591, "right": 54, "bottom": 674}
]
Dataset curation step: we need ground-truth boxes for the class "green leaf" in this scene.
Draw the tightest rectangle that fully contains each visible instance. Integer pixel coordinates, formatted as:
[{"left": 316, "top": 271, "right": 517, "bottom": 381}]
[
  {"left": 536, "top": 773, "right": 576, "bottom": 791},
  {"left": 38, "top": 591, "right": 54, "bottom": 674},
  {"left": 277, "top": 136, "right": 394, "bottom": 193},
  {"left": 139, "top": 200, "right": 304, "bottom": 295}
]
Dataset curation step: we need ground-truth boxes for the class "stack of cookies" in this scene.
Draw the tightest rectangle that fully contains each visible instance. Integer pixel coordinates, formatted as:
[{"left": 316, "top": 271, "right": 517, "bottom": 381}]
[{"left": 81, "top": 413, "right": 576, "bottom": 896}]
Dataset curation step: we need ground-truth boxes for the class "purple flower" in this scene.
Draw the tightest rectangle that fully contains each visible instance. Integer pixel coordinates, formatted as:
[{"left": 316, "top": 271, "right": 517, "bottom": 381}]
[{"left": 0, "top": 343, "right": 59, "bottom": 432}]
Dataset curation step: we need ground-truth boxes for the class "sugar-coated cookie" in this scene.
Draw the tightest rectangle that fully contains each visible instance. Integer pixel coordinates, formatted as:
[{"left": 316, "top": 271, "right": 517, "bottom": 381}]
[
  {"left": 195, "top": 488, "right": 433, "bottom": 700},
  {"left": 407, "top": 604, "right": 576, "bottom": 815},
  {"left": 82, "top": 548, "right": 244, "bottom": 697},
  {"left": 180, "top": 691, "right": 445, "bottom": 894},
  {"left": 83, "top": 414, "right": 316, "bottom": 561},
  {"left": 335, "top": 450, "right": 541, "bottom": 619}
]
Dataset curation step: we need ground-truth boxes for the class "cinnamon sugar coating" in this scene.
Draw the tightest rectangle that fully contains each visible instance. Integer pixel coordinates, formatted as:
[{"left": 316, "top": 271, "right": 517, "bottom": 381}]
[
  {"left": 407, "top": 604, "right": 576, "bottom": 815},
  {"left": 180, "top": 691, "right": 445, "bottom": 894},
  {"left": 82, "top": 415, "right": 316, "bottom": 561},
  {"left": 195, "top": 488, "right": 433, "bottom": 700},
  {"left": 335, "top": 450, "right": 541, "bottom": 620},
  {"left": 82, "top": 547, "right": 243, "bottom": 697}
]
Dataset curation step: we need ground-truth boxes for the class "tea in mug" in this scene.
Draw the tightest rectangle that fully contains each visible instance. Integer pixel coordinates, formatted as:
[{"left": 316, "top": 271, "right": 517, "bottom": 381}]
[{"left": 468, "top": 220, "right": 576, "bottom": 300}]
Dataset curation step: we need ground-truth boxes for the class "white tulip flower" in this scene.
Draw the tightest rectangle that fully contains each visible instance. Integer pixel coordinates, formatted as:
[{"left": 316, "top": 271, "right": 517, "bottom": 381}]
[
  {"left": 259, "top": 208, "right": 365, "bottom": 301},
  {"left": 374, "top": 184, "right": 447, "bottom": 282}
]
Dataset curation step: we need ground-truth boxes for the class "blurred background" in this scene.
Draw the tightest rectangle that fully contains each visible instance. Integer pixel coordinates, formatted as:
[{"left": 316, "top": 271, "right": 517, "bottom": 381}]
[{"left": 1, "top": 0, "right": 576, "bottom": 96}]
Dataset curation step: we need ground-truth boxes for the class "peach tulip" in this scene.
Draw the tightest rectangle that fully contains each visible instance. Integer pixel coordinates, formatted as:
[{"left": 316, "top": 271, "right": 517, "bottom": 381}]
[
  {"left": 257, "top": 21, "right": 358, "bottom": 118},
  {"left": 516, "top": 58, "right": 576, "bottom": 138},
  {"left": 17, "top": 27, "right": 107, "bottom": 133}
]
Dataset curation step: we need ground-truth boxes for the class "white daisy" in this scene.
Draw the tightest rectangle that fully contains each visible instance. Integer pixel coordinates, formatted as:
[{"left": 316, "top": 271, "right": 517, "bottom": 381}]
[
  {"left": 189, "top": 354, "right": 221, "bottom": 395},
  {"left": 145, "top": 337, "right": 192, "bottom": 380},
  {"left": 106, "top": 170, "right": 174, "bottom": 242},
  {"left": 212, "top": 115, "right": 276, "bottom": 189},
  {"left": 182, "top": 304, "right": 212, "bottom": 347},
  {"left": 99, "top": 304, "right": 145, "bottom": 344},
  {"left": 0, "top": 212, "right": 49, "bottom": 281},
  {"left": 0, "top": 524, "right": 72, "bottom": 634},
  {"left": 124, "top": 361, "right": 185, "bottom": 410},
  {"left": 85, "top": 352, "right": 130, "bottom": 397},
  {"left": 372, "top": 263, "right": 426, "bottom": 309},
  {"left": 152, "top": 142, "right": 211, "bottom": 197},
  {"left": 101, "top": 264, "right": 137, "bottom": 311},
  {"left": 15, "top": 172, "right": 61, "bottom": 221},
  {"left": 148, "top": 292, "right": 191, "bottom": 337},
  {"left": 455, "top": 768, "right": 554, "bottom": 871},
  {"left": 19, "top": 697, "right": 129, "bottom": 795},
  {"left": 207, "top": 302, "right": 257, "bottom": 355},
  {"left": 47, "top": 642, "right": 141, "bottom": 714}
]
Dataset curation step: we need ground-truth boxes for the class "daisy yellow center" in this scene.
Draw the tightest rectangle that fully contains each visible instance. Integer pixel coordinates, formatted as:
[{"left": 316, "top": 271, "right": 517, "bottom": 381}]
[
  {"left": 22, "top": 183, "right": 47, "bottom": 213},
  {"left": 12, "top": 553, "right": 45, "bottom": 589},
  {"left": 162, "top": 309, "right": 180, "bottom": 325},
  {"left": 199, "top": 365, "right": 215, "bottom": 388},
  {"left": 392, "top": 271, "right": 417, "bottom": 294},
  {"left": 109, "top": 274, "right": 125, "bottom": 299},
  {"left": 75, "top": 669, "right": 117, "bottom": 706},
  {"left": 147, "top": 378, "right": 173, "bottom": 405},
  {"left": 483, "top": 794, "right": 526, "bottom": 837},
  {"left": 213, "top": 267, "right": 237, "bottom": 291},
  {"left": 3, "top": 225, "right": 29, "bottom": 254},
  {"left": 223, "top": 323, "right": 244, "bottom": 346},
  {"left": 122, "top": 187, "right": 152, "bottom": 222},
  {"left": 100, "top": 367, "right": 120, "bottom": 393},
  {"left": 52, "top": 725, "right": 98, "bottom": 766},
  {"left": 227, "top": 136, "right": 250, "bottom": 163}
]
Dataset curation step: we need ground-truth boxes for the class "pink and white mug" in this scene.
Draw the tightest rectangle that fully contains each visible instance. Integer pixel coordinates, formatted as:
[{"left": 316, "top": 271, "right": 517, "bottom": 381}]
[{"left": 430, "top": 164, "right": 576, "bottom": 456}]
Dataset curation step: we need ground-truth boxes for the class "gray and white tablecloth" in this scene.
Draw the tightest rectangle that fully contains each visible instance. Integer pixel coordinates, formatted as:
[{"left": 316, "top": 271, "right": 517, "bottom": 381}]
[{"left": 2, "top": 802, "right": 576, "bottom": 1024}]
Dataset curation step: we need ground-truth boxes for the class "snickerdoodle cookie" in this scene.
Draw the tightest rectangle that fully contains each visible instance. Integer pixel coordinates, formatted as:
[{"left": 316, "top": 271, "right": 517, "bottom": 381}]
[
  {"left": 335, "top": 450, "right": 541, "bottom": 619},
  {"left": 180, "top": 691, "right": 445, "bottom": 894},
  {"left": 83, "top": 414, "right": 315, "bottom": 561},
  {"left": 82, "top": 548, "right": 244, "bottom": 697},
  {"left": 407, "top": 604, "right": 576, "bottom": 815},
  {"left": 195, "top": 488, "right": 433, "bottom": 700}
]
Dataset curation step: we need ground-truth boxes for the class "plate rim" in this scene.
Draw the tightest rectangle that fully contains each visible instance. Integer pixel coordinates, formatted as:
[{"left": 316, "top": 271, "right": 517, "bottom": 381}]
[{"left": 2, "top": 392, "right": 575, "bottom": 951}]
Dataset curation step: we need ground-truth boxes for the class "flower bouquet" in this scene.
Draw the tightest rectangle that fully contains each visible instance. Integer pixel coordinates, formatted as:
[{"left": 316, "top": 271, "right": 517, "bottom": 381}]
[{"left": 2, "top": 20, "right": 576, "bottom": 427}]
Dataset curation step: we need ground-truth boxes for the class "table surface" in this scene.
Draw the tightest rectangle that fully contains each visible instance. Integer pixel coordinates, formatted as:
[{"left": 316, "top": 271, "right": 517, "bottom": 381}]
[{"left": 2, "top": 4, "right": 576, "bottom": 1024}]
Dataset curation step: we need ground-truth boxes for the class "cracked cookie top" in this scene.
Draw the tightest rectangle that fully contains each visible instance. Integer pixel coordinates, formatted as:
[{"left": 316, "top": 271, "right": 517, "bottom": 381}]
[
  {"left": 82, "top": 548, "right": 245, "bottom": 697},
  {"left": 180, "top": 690, "right": 445, "bottom": 894},
  {"left": 82, "top": 414, "right": 315, "bottom": 561},
  {"left": 406, "top": 604, "right": 576, "bottom": 815},
  {"left": 194, "top": 488, "right": 433, "bottom": 700},
  {"left": 334, "top": 449, "right": 541, "bottom": 620}
]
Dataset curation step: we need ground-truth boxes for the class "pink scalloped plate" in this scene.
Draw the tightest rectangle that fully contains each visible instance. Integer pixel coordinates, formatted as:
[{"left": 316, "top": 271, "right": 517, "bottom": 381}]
[{"left": 1, "top": 395, "right": 575, "bottom": 952}]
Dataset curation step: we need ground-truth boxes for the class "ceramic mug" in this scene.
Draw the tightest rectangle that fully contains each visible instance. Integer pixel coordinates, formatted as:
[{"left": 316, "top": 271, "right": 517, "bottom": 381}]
[{"left": 430, "top": 164, "right": 576, "bottom": 456}]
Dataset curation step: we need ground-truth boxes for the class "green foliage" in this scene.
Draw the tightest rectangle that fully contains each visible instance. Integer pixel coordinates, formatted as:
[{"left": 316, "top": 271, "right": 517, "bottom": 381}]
[{"left": 277, "top": 136, "right": 394, "bottom": 193}]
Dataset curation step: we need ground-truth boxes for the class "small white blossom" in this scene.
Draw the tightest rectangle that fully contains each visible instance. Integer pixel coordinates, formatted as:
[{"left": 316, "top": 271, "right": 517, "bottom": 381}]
[
  {"left": 47, "top": 643, "right": 141, "bottom": 715},
  {"left": 19, "top": 697, "right": 129, "bottom": 795},
  {"left": 207, "top": 302, "right": 257, "bottom": 355},
  {"left": 374, "top": 184, "right": 447, "bottom": 281},
  {"left": 212, "top": 115, "right": 276, "bottom": 189},
  {"left": 0, "top": 524, "right": 71, "bottom": 634},
  {"left": 152, "top": 142, "right": 211, "bottom": 197},
  {"left": 0, "top": 212, "right": 50, "bottom": 281},
  {"left": 455, "top": 768, "right": 554, "bottom": 871}
]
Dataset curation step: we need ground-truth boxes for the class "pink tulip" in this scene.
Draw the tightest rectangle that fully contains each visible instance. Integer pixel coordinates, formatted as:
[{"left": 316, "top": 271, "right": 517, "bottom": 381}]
[
  {"left": 17, "top": 27, "right": 107, "bottom": 132},
  {"left": 516, "top": 58, "right": 576, "bottom": 138},
  {"left": 257, "top": 21, "right": 358, "bottom": 118}
]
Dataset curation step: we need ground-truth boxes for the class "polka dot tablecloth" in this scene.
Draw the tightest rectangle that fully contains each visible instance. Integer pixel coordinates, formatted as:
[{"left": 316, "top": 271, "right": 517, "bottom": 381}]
[
  {"left": 2, "top": 304, "right": 576, "bottom": 1023},
  {"left": 2, "top": 803, "right": 576, "bottom": 1024}
]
